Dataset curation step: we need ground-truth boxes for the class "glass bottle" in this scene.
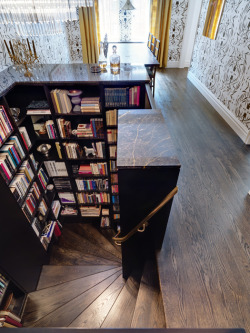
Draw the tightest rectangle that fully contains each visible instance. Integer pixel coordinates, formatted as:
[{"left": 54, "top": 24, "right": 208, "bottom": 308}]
[
  {"left": 98, "top": 41, "right": 107, "bottom": 69},
  {"left": 110, "top": 45, "right": 120, "bottom": 74}
]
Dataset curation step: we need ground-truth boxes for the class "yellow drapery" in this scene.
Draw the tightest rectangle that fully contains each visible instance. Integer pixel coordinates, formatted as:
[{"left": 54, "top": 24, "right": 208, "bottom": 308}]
[
  {"left": 150, "top": 0, "right": 172, "bottom": 68},
  {"left": 79, "top": 4, "right": 99, "bottom": 63}
]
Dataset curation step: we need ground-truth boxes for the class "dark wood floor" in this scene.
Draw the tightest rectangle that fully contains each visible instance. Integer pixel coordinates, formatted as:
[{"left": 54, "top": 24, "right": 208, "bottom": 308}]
[{"left": 155, "top": 69, "right": 250, "bottom": 331}]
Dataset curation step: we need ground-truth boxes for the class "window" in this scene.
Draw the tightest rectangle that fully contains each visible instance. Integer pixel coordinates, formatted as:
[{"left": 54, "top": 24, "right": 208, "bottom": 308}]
[{"left": 98, "top": 0, "right": 150, "bottom": 42}]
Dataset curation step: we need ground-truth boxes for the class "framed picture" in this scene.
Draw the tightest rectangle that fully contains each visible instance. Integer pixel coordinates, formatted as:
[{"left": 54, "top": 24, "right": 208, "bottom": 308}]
[{"left": 203, "top": 0, "right": 226, "bottom": 40}]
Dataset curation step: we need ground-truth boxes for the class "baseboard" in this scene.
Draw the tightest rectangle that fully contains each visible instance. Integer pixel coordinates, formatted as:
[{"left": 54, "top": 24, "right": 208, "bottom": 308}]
[
  {"left": 187, "top": 71, "right": 250, "bottom": 144},
  {"left": 167, "top": 61, "right": 179, "bottom": 68}
]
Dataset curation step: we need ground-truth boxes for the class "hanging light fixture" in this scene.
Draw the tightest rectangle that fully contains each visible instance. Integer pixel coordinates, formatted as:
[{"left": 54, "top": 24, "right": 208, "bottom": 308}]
[
  {"left": 0, "top": 0, "right": 93, "bottom": 36},
  {"left": 121, "top": 0, "right": 135, "bottom": 11}
]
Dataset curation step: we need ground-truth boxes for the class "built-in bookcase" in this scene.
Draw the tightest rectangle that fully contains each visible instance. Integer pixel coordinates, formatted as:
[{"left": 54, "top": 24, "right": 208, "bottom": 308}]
[{"left": 0, "top": 78, "right": 147, "bottom": 305}]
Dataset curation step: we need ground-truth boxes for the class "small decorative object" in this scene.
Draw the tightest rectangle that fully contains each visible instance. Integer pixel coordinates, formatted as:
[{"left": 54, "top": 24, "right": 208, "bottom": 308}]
[
  {"left": 98, "top": 41, "right": 107, "bottom": 70},
  {"left": 67, "top": 90, "right": 82, "bottom": 112},
  {"left": 110, "top": 45, "right": 120, "bottom": 75},
  {"left": 37, "top": 143, "right": 51, "bottom": 157},
  {"left": 72, "top": 129, "right": 77, "bottom": 136},
  {"left": 10, "top": 107, "right": 20, "bottom": 122},
  {"left": 47, "top": 184, "right": 54, "bottom": 191},
  {"left": 84, "top": 146, "right": 96, "bottom": 157},
  {"left": 4, "top": 38, "right": 39, "bottom": 77},
  {"left": 90, "top": 65, "right": 101, "bottom": 73}
]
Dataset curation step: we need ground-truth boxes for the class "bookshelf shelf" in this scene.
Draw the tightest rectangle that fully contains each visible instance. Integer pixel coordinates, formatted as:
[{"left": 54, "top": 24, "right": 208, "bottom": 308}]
[{"left": 54, "top": 112, "right": 102, "bottom": 117}]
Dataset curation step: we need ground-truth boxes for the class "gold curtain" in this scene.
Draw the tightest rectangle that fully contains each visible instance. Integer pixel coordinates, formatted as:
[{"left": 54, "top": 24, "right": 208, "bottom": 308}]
[
  {"left": 150, "top": 0, "right": 172, "bottom": 68},
  {"left": 79, "top": 4, "right": 99, "bottom": 63}
]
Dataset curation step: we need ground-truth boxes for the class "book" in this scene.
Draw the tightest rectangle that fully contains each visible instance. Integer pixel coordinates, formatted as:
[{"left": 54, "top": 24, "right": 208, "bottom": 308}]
[
  {"left": 0, "top": 315, "right": 22, "bottom": 327},
  {"left": 18, "top": 126, "right": 32, "bottom": 149},
  {"left": 0, "top": 311, "right": 21, "bottom": 323}
]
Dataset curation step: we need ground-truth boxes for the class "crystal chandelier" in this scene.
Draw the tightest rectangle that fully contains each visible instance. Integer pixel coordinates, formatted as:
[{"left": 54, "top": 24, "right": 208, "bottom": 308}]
[{"left": 0, "top": 0, "right": 93, "bottom": 36}]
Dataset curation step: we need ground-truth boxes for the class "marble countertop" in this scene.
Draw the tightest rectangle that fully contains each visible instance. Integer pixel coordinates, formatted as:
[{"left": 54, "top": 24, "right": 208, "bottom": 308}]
[
  {"left": 0, "top": 63, "right": 150, "bottom": 96},
  {"left": 117, "top": 109, "right": 181, "bottom": 168}
]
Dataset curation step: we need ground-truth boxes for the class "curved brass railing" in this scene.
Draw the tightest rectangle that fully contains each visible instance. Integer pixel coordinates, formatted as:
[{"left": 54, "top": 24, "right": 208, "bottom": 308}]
[{"left": 112, "top": 186, "right": 178, "bottom": 245}]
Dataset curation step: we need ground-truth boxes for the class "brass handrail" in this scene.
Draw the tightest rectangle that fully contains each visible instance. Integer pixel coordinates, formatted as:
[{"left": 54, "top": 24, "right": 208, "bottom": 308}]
[{"left": 112, "top": 186, "right": 178, "bottom": 245}]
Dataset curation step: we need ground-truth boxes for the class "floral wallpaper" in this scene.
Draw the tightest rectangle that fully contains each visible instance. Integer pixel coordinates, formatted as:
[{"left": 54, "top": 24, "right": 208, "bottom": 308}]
[
  {"left": 168, "top": 0, "right": 189, "bottom": 62},
  {"left": 189, "top": 0, "right": 250, "bottom": 130}
]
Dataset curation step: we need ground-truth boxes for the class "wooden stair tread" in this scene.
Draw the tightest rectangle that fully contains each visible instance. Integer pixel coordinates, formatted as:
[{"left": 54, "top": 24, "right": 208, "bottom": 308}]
[
  {"left": 28, "top": 270, "right": 122, "bottom": 327},
  {"left": 37, "top": 265, "right": 118, "bottom": 290},
  {"left": 102, "top": 269, "right": 142, "bottom": 328},
  {"left": 23, "top": 267, "right": 121, "bottom": 325},
  {"left": 69, "top": 274, "right": 125, "bottom": 328},
  {"left": 49, "top": 246, "right": 121, "bottom": 266},
  {"left": 52, "top": 228, "right": 121, "bottom": 264},
  {"left": 131, "top": 259, "right": 166, "bottom": 328},
  {"left": 98, "top": 228, "right": 122, "bottom": 254},
  {"left": 64, "top": 223, "right": 122, "bottom": 260}
]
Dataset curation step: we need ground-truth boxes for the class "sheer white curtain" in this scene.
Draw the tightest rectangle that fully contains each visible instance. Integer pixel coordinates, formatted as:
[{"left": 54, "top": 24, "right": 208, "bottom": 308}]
[{"left": 98, "top": 0, "right": 150, "bottom": 42}]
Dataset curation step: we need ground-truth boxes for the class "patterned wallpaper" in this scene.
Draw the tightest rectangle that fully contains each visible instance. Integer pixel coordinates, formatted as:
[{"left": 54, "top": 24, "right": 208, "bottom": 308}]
[
  {"left": 189, "top": 0, "right": 250, "bottom": 130},
  {"left": 168, "top": 0, "right": 189, "bottom": 62}
]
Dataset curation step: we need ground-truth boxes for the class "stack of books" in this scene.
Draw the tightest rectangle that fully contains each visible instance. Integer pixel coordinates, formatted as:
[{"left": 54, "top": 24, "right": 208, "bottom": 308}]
[
  {"left": 80, "top": 205, "right": 101, "bottom": 217},
  {"left": 78, "top": 162, "right": 108, "bottom": 176},
  {"left": 26, "top": 100, "right": 51, "bottom": 115},
  {"left": 75, "top": 119, "right": 104, "bottom": 138},
  {"left": 50, "top": 89, "right": 72, "bottom": 114},
  {"left": 61, "top": 206, "right": 78, "bottom": 216},
  {"left": 0, "top": 106, "right": 13, "bottom": 146},
  {"left": 58, "top": 192, "right": 76, "bottom": 204},
  {"left": 53, "top": 178, "right": 72, "bottom": 191},
  {"left": 75, "top": 178, "right": 109, "bottom": 191},
  {"left": 18, "top": 127, "right": 32, "bottom": 150},
  {"left": 9, "top": 160, "right": 34, "bottom": 203},
  {"left": 77, "top": 192, "right": 110, "bottom": 204},
  {"left": 37, "top": 167, "right": 49, "bottom": 190},
  {"left": 76, "top": 124, "right": 93, "bottom": 137},
  {"left": 0, "top": 136, "right": 26, "bottom": 184},
  {"left": 0, "top": 289, "right": 22, "bottom": 328},
  {"left": 106, "top": 109, "right": 117, "bottom": 126},
  {"left": 0, "top": 310, "right": 22, "bottom": 328},
  {"left": 22, "top": 181, "right": 41, "bottom": 222},
  {"left": 56, "top": 118, "right": 72, "bottom": 138},
  {"left": 44, "top": 161, "right": 68, "bottom": 177},
  {"left": 81, "top": 97, "right": 100, "bottom": 113}
]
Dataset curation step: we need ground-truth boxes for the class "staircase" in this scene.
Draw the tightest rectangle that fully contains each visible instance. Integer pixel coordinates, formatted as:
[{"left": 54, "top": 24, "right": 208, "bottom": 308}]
[{"left": 22, "top": 223, "right": 166, "bottom": 328}]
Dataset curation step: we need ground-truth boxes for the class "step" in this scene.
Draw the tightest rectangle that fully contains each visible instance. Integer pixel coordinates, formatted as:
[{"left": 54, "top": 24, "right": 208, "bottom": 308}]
[
  {"left": 52, "top": 227, "right": 121, "bottom": 264},
  {"left": 49, "top": 246, "right": 121, "bottom": 266},
  {"left": 69, "top": 274, "right": 125, "bottom": 327},
  {"left": 37, "top": 265, "right": 119, "bottom": 290},
  {"left": 26, "top": 270, "right": 122, "bottom": 327},
  {"left": 102, "top": 269, "right": 142, "bottom": 328},
  {"left": 131, "top": 259, "right": 166, "bottom": 328},
  {"left": 23, "top": 267, "right": 121, "bottom": 326},
  {"left": 64, "top": 223, "right": 122, "bottom": 260}
]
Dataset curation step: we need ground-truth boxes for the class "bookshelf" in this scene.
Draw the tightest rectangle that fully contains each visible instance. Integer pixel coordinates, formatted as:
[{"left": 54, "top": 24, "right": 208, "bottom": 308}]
[{"left": 0, "top": 64, "right": 150, "bottom": 302}]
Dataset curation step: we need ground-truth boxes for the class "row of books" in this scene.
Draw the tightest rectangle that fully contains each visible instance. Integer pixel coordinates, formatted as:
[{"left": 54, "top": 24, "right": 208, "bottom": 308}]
[
  {"left": 45, "top": 120, "right": 57, "bottom": 139},
  {"left": 38, "top": 198, "right": 48, "bottom": 217},
  {"left": 53, "top": 178, "right": 72, "bottom": 191},
  {"left": 0, "top": 274, "right": 8, "bottom": 302},
  {"left": 81, "top": 97, "right": 100, "bottom": 113},
  {"left": 112, "top": 195, "right": 119, "bottom": 204},
  {"left": 51, "top": 200, "right": 61, "bottom": 219},
  {"left": 77, "top": 163, "right": 108, "bottom": 176},
  {"left": 104, "top": 86, "right": 140, "bottom": 107},
  {"left": 19, "top": 126, "right": 32, "bottom": 150},
  {"left": 107, "top": 129, "right": 117, "bottom": 143},
  {"left": 75, "top": 178, "right": 109, "bottom": 191},
  {"left": 63, "top": 142, "right": 84, "bottom": 159},
  {"left": 111, "top": 173, "right": 118, "bottom": 184},
  {"left": 0, "top": 135, "right": 26, "bottom": 183},
  {"left": 9, "top": 160, "right": 35, "bottom": 204},
  {"left": 110, "top": 160, "right": 117, "bottom": 172},
  {"left": 109, "top": 145, "right": 117, "bottom": 158},
  {"left": 44, "top": 161, "right": 68, "bottom": 177},
  {"left": 77, "top": 192, "right": 110, "bottom": 204},
  {"left": 0, "top": 106, "right": 13, "bottom": 146},
  {"left": 21, "top": 181, "right": 42, "bottom": 222},
  {"left": 62, "top": 142, "right": 106, "bottom": 159},
  {"left": 80, "top": 205, "right": 101, "bottom": 217},
  {"left": 56, "top": 118, "right": 71, "bottom": 138},
  {"left": 51, "top": 89, "right": 72, "bottom": 114},
  {"left": 101, "top": 216, "right": 110, "bottom": 227},
  {"left": 106, "top": 109, "right": 117, "bottom": 126},
  {"left": 111, "top": 185, "right": 119, "bottom": 194},
  {"left": 40, "top": 220, "right": 57, "bottom": 250},
  {"left": 37, "top": 167, "right": 49, "bottom": 190}
]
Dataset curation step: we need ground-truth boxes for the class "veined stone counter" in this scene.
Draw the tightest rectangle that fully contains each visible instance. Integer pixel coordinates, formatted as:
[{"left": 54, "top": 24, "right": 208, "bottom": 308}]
[{"left": 0, "top": 63, "right": 150, "bottom": 96}]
